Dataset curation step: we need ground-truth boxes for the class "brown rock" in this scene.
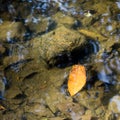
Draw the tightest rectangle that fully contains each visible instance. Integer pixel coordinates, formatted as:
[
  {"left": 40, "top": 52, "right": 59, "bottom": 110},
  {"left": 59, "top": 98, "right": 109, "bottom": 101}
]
[
  {"left": 31, "top": 25, "right": 86, "bottom": 62},
  {"left": 0, "top": 21, "right": 26, "bottom": 42}
]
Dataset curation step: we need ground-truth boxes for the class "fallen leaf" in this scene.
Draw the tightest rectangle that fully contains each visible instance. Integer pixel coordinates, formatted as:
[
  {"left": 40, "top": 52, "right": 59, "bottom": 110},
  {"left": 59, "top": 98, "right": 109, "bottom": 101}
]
[{"left": 68, "top": 65, "right": 86, "bottom": 96}]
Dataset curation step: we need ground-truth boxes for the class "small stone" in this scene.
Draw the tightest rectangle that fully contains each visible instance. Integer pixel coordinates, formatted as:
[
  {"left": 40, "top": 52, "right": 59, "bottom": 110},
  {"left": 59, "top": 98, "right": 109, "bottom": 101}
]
[
  {"left": 52, "top": 12, "right": 75, "bottom": 26},
  {"left": 108, "top": 95, "right": 120, "bottom": 113},
  {"left": 31, "top": 25, "right": 86, "bottom": 62}
]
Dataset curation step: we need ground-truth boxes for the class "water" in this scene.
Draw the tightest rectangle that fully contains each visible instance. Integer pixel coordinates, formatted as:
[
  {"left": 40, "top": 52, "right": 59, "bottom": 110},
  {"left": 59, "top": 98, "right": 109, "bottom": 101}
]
[{"left": 0, "top": 0, "right": 120, "bottom": 119}]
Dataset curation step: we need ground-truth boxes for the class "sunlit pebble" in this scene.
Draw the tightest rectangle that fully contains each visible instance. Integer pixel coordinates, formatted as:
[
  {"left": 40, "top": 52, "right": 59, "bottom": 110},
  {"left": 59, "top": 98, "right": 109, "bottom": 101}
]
[
  {"left": 24, "top": 19, "right": 29, "bottom": 24},
  {"left": 102, "top": 13, "right": 109, "bottom": 16},
  {"left": 84, "top": 11, "right": 92, "bottom": 17},
  {"left": 109, "top": 56, "right": 120, "bottom": 73},
  {"left": 100, "top": 18, "right": 104, "bottom": 24},
  {"left": 70, "top": 111, "right": 81, "bottom": 120},
  {"left": 7, "top": 31, "right": 12, "bottom": 42},
  {"left": 18, "top": 54, "right": 24, "bottom": 60},
  {"left": 109, "top": 95, "right": 120, "bottom": 112},
  {"left": 106, "top": 25, "right": 113, "bottom": 31}
]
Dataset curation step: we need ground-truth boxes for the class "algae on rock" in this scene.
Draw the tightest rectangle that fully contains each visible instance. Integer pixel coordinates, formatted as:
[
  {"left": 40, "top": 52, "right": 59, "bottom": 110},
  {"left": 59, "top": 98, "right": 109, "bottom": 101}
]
[{"left": 31, "top": 25, "right": 86, "bottom": 64}]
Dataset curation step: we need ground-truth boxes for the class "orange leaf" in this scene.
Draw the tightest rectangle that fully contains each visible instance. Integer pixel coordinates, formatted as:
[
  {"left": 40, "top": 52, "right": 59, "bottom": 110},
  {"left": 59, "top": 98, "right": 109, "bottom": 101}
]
[{"left": 68, "top": 64, "right": 86, "bottom": 96}]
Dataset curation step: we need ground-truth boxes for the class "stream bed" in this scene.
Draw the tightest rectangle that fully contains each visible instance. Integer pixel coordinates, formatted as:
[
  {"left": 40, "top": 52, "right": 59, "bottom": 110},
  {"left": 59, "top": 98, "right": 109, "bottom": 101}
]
[{"left": 0, "top": 0, "right": 120, "bottom": 120}]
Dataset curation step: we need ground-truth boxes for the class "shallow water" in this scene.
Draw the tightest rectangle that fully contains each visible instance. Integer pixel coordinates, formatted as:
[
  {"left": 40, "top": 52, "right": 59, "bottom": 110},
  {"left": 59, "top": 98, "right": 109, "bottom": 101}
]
[{"left": 0, "top": 0, "right": 120, "bottom": 119}]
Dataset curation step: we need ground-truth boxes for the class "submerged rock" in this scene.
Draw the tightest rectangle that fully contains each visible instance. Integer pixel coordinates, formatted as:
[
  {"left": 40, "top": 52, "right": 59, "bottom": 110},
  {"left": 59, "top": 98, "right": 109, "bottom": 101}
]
[
  {"left": 0, "top": 21, "right": 26, "bottom": 42},
  {"left": 105, "top": 96, "right": 120, "bottom": 120},
  {"left": 26, "top": 15, "right": 49, "bottom": 35},
  {"left": 31, "top": 25, "right": 86, "bottom": 64},
  {"left": 52, "top": 12, "right": 76, "bottom": 27},
  {"left": 25, "top": 103, "right": 53, "bottom": 117},
  {"left": 108, "top": 95, "right": 120, "bottom": 113}
]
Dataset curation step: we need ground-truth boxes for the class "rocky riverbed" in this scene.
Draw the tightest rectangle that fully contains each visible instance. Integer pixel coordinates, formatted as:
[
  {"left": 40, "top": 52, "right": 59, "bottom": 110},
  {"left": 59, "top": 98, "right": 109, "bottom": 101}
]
[{"left": 0, "top": 0, "right": 120, "bottom": 120}]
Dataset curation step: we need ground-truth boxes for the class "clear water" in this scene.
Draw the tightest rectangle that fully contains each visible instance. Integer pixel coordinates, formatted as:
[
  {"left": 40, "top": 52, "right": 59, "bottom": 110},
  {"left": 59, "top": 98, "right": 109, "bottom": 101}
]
[
  {"left": 1, "top": 0, "right": 120, "bottom": 92},
  {"left": 0, "top": 0, "right": 120, "bottom": 119}
]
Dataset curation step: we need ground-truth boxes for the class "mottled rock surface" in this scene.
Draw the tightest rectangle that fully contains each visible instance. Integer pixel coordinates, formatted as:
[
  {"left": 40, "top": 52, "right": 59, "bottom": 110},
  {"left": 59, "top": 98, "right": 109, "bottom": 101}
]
[
  {"left": 0, "top": 21, "right": 26, "bottom": 42},
  {"left": 31, "top": 25, "right": 86, "bottom": 62}
]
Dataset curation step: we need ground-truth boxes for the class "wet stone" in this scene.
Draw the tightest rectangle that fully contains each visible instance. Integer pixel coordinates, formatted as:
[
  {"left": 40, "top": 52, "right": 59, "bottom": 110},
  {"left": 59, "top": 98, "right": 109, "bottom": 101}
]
[
  {"left": 26, "top": 15, "right": 48, "bottom": 35},
  {"left": 81, "top": 16, "right": 94, "bottom": 27},
  {"left": 31, "top": 25, "right": 86, "bottom": 63},
  {"left": 108, "top": 95, "right": 120, "bottom": 113},
  {"left": 5, "top": 85, "right": 22, "bottom": 99},
  {"left": 75, "top": 89, "right": 104, "bottom": 110},
  {"left": 0, "top": 21, "right": 26, "bottom": 42},
  {"left": 25, "top": 103, "right": 53, "bottom": 117},
  {"left": 52, "top": 12, "right": 76, "bottom": 27}
]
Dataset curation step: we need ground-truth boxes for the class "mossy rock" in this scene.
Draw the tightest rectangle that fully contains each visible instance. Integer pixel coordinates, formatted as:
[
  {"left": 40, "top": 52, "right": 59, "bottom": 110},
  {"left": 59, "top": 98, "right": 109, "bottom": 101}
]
[
  {"left": 31, "top": 25, "right": 86, "bottom": 63},
  {"left": 0, "top": 21, "right": 26, "bottom": 42}
]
